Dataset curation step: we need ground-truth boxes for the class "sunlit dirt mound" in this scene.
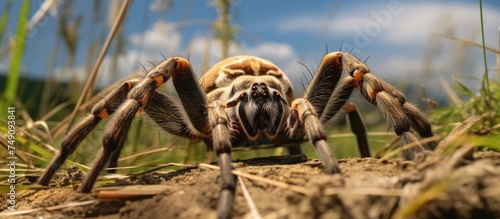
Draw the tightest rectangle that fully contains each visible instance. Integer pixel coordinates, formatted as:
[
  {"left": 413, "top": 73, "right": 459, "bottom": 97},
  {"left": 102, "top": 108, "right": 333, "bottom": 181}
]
[{"left": 1, "top": 151, "right": 499, "bottom": 219}]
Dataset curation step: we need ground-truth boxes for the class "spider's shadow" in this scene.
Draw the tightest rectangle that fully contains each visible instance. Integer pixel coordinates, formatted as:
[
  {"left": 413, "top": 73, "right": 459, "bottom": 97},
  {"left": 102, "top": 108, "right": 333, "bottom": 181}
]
[{"left": 234, "top": 153, "right": 308, "bottom": 167}]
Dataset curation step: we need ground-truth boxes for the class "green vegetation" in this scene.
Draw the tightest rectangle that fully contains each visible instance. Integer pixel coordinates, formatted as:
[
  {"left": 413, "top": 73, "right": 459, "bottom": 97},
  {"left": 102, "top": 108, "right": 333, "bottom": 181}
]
[
  {"left": 431, "top": 79, "right": 500, "bottom": 134},
  {"left": 0, "top": 0, "right": 29, "bottom": 119},
  {"left": 428, "top": 0, "right": 499, "bottom": 154}
]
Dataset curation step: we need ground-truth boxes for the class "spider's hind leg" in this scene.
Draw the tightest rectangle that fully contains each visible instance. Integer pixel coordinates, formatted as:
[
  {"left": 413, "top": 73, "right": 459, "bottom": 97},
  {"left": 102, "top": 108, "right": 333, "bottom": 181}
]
[{"left": 344, "top": 102, "right": 370, "bottom": 158}]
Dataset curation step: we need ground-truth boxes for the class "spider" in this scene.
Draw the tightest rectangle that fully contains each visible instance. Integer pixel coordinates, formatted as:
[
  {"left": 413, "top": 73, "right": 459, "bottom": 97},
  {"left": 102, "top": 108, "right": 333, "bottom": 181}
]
[{"left": 37, "top": 51, "right": 436, "bottom": 218}]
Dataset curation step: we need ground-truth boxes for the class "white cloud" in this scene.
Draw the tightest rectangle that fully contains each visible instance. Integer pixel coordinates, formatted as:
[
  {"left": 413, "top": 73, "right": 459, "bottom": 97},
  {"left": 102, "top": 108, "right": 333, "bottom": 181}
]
[
  {"left": 129, "top": 20, "right": 181, "bottom": 56},
  {"left": 244, "top": 42, "right": 295, "bottom": 61},
  {"left": 126, "top": 23, "right": 302, "bottom": 80},
  {"left": 54, "top": 20, "right": 302, "bottom": 91},
  {"left": 277, "top": 2, "right": 500, "bottom": 48}
]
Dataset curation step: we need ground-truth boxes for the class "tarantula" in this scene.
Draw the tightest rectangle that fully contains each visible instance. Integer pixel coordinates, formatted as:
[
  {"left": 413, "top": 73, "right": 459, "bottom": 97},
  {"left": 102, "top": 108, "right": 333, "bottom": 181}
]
[{"left": 38, "top": 52, "right": 436, "bottom": 218}]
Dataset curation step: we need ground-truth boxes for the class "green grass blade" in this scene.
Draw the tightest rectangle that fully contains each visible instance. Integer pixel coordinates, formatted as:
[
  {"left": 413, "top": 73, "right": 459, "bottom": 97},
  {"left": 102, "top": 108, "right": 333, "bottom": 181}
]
[
  {"left": 478, "top": 0, "right": 492, "bottom": 123},
  {"left": 453, "top": 79, "right": 475, "bottom": 98},
  {"left": 1, "top": 0, "right": 30, "bottom": 117},
  {"left": 0, "top": 0, "right": 13, "bottom": 45},
  {"left": 468, "top": 135, "right": 500, "bottom": 150}
]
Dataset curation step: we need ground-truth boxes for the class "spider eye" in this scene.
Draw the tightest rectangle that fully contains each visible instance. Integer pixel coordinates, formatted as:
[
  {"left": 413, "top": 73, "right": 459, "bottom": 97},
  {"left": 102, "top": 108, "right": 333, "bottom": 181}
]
[{"left": 238, "top": 92, "right": 246, "bottom": 100}]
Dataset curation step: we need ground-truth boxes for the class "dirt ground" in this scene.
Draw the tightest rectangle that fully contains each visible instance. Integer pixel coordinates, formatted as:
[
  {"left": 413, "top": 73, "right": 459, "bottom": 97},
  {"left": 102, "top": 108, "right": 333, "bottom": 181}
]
[{"left": 1, "top": 150, "right": 500, "bottom": 219}]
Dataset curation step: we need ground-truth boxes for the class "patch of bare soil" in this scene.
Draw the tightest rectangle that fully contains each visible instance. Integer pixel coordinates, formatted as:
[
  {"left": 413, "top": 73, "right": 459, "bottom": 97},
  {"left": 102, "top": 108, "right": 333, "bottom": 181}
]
[{"left": 1, "top": 151, "right": 499, "bottom": 219}]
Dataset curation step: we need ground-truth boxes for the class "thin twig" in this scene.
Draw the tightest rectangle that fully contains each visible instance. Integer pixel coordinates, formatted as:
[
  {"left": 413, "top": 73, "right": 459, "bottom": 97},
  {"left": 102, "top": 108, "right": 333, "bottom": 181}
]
[
  {"left": 478, "top": 0, "right": 492, "bottom": 126},
  {"left": 11, "top": 122, "right": 57, "bottom": 152},
  {"left": 380, "top": 135, "right": 443, "bottom": 160},
  {"left": 238, "top": 176, "right": 262, "bottom": 219},
  {"left": 39, "top": 101, "right": 72, "bottom": 121},
  {"left": 324, "top": 187, "right": 414, "bottom": 197},
  {"left": 433, "top": 114, "right": 486, "bottom": 155},
  {"left": 127, "top": 163, "right": 197, "bottom": 176},
  {"left": 199, "top": 163, "right": 313, "bottom": 195},
  {"left": 436, "top": 34, "right": 500, "bottom": 54},
  {"left": 64, "top": 0, "right": 132, "bottom": 134},
  {"left": 28, "top": 120, "right": 55, "bottom": 146},
  {"left": 118, "top": 146, "right": 178, "bottom": 162}
]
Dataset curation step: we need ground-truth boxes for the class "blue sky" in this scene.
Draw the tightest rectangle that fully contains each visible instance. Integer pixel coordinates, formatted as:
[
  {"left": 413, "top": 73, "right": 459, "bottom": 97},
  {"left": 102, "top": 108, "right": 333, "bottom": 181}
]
[{"left": 1, "top": 0, "right": 500, "bottom": 100}]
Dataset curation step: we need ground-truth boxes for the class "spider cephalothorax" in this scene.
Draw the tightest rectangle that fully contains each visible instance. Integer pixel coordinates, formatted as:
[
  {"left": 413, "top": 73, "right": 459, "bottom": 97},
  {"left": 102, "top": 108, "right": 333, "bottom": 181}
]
[{"left": 38, "top": 52, "right": 437, "bottom": 219}]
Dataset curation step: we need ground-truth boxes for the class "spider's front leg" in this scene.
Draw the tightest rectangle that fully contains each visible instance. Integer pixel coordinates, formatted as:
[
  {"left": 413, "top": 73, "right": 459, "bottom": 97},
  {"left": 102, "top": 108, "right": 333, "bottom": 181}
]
[
  {"left": 207, "top": 100, "right": 235, "bottom": 219},
  {"left": 37, "top": 77, "right": 141, "bottom": 186},
  {"left": 300, "top": 52, "right": 371, "bottom": 158},
  {"left": 288, "top": 98, "right": 341, "bottom": 174},
  {"left": 78, "top": 57, "right": 212, "bottom": 192},
  {"left": 77, "top": 58, "right": 177, "bottom": 192},
  {"left": 340, "top": 52, "right": 437, "bottom": 159}
]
